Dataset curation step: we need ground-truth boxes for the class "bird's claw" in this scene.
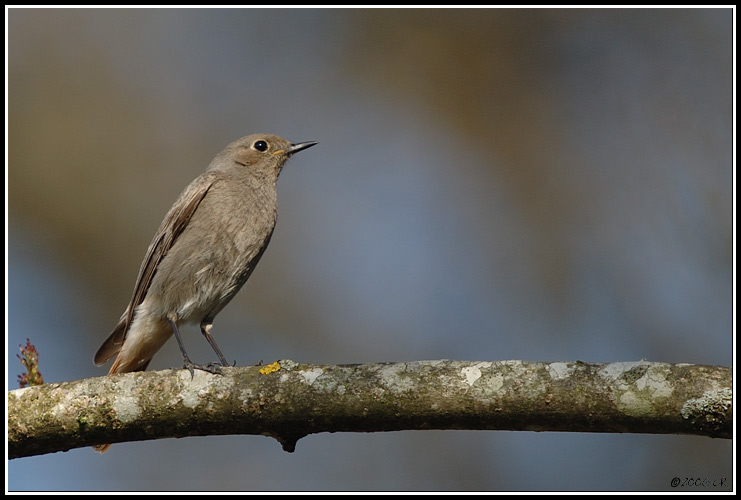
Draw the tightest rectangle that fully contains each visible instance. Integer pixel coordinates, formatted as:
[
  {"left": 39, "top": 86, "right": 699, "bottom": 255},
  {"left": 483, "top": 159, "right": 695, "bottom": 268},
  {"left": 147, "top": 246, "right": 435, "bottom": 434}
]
[{"left": 182, "top": 360, "right": 224, "bottom": 377}]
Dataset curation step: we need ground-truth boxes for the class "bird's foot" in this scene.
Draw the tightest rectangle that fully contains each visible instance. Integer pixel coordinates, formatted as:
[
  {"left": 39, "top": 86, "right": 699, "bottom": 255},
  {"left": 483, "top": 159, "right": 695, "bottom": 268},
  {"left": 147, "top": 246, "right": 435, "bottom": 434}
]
[{"left": 182, "top": 360, "right": 224, "bottom": 377}]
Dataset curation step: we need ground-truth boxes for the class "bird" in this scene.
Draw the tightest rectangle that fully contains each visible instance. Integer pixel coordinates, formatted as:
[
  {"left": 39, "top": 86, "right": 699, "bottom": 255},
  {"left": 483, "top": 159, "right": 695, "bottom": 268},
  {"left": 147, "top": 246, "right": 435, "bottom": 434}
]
[{"left": 92, "top": 133, "right": 316, "bottom": 451}]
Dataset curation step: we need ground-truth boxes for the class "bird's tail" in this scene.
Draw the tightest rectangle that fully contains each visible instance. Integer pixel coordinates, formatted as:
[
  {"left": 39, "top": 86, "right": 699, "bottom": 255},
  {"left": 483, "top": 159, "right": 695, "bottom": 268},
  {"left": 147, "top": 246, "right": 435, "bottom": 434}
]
[{"left": 93, "top": 314, "right": 171, "bottom": 453}]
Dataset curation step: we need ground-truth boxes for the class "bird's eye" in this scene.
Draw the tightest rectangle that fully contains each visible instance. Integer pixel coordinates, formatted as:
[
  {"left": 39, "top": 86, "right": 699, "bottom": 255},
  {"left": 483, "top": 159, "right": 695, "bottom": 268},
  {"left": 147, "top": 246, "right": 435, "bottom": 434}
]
[{"left": 253, "top": 140, "right": 268, "bottom": 152}]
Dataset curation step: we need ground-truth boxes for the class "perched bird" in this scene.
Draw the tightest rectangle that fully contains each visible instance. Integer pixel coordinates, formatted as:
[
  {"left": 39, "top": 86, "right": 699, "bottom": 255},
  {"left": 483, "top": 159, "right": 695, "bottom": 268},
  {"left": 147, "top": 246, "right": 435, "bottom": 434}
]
[
  {"left": 94, "top": 133, "right": 316, "bottom": 377},
  {"left": 92, "top": 134, "right": 315, "bottom": 452}
]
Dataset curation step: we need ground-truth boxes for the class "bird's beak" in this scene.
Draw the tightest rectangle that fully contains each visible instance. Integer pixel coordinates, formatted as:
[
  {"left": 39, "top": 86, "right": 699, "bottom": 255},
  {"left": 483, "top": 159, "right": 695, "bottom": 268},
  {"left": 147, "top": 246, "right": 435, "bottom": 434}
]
[{"left": 286, "top": 141, "right": 318, "bottom": 155}]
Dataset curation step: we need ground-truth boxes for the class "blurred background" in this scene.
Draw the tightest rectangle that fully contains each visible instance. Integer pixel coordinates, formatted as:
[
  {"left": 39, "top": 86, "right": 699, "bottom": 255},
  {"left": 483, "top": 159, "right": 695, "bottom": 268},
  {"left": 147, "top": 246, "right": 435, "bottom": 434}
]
[{"left": 7, "top": 7, "right": 733, "bottom": 492}]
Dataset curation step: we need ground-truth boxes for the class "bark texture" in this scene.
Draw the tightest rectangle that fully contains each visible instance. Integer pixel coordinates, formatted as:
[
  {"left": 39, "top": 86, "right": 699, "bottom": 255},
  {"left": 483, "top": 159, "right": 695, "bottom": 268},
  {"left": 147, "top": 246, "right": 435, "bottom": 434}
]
[{"left": 8, "top": 359, "right": 732, "bottom": 459}]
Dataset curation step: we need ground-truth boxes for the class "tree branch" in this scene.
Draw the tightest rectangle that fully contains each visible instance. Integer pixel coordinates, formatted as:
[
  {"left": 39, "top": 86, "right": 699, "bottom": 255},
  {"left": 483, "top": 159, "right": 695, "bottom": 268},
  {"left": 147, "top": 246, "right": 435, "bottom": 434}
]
[{"left": 8, "top": 359, "right": 732, "bottom": 459}]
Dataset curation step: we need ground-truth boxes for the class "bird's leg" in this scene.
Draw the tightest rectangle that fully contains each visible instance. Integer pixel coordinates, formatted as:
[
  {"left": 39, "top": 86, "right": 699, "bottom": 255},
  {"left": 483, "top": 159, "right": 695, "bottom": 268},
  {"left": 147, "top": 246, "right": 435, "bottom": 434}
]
[
  {"left": 168, "top": 318, "right": 223, "bottom": 376},
  {"left": 200, "top": 322, "right": 232, "bottom": 367}
]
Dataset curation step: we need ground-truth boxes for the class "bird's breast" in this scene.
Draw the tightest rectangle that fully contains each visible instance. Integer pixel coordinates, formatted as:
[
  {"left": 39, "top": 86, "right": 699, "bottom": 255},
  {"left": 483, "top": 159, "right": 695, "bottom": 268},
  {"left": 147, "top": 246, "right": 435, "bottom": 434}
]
[{"left": 149, "top": 177, "right": 279, "bottom": 323}]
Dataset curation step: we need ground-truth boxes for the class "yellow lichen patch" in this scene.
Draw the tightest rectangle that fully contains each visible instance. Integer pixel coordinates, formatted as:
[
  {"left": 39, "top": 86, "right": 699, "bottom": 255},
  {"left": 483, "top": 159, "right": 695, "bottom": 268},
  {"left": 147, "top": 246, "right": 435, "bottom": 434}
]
[{"left": 259, "top": 361, "right": 281, "bottom": 375}]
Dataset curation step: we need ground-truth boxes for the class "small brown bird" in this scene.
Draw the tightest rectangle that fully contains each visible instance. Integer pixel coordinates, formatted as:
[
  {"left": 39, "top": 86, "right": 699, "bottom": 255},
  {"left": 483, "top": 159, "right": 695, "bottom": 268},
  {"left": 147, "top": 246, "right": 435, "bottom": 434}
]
[{"left": 92, "top": 134, "right": 316, "bottom": 451}]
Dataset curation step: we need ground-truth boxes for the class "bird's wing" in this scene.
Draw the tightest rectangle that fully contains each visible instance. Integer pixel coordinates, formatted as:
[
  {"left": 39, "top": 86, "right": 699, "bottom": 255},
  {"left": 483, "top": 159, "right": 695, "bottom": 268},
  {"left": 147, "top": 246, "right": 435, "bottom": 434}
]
[{"left": 93, "top": 172, "right": 220, "bottom": 365}]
